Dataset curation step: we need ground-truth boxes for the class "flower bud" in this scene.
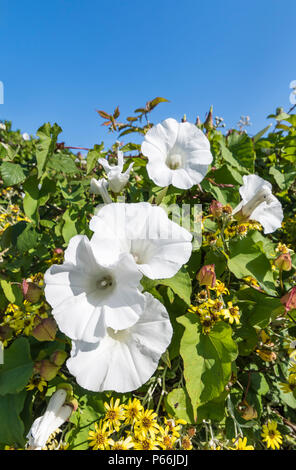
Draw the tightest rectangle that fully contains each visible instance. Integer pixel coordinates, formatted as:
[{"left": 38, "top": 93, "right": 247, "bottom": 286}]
[
  {"left": 281, "top": 287, "right": 296, "bottom": 312},
  {"left": 56, "top": 383, "right": 73, "bottom": 401},
  {"left": 256, "top": 349, "right": 277, "bottom": 362},
  {"left": 196, "top": 264, "right": 216, "bottom": 288},
  {"left": 204, "top": 105, "right": 214, "bottom": 131},
  {"left": 50, "top": 350, "right": 67, "bottom": 366},
  {"left": 22, "top": 279, "right": 42, "bottom": 303},
  {"left": 31, "top": 318, "right": 57, "bottom": 342},
  {"left": 210, "top": 200, "right": 223, "bottom": 218},
  {"left": 274, "top": 252, "right": 292, "bottom": 271},
  {"left": 53, "top": 248, "right": 63, "bottom": 255},
  {"left": 34, "top": 360, "right": 60, "bottom": 381}
]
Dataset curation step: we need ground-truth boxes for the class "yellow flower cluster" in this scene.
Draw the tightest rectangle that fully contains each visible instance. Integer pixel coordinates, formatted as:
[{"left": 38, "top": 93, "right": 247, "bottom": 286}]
[
  {"left": 0, "top": 203, "right": 31, "bottom": 236},
  {"left": 88, "top": 398, "right": 189, "bottom": 451},
  {"left": 0, "top": 274, "right": 48, "bottom": 345},
  {"left": 189, "top": 280, "right": 240, "bottom": 333},
  {"left": 0, "top": 299, "right": 49, "bottom": 343},
  {"left": 224, "top": 220, "right": 262, "bottom": 239}
]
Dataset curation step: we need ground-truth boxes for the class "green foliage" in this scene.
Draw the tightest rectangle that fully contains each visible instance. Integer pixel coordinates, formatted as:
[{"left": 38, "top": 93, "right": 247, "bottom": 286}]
[
  {"left": 0, "top": 338, "right": 33, "bottom": 395},
  {"left": 0, "top": 101, "right": 296, "bottom": 450}
]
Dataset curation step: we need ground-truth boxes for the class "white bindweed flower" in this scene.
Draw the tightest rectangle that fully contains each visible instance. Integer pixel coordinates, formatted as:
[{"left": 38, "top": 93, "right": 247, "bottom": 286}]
[
  {"left": 90, "top": 177, "right": 112, "bottom": 204},
  {"left": 67, "top": 292, "right": 173, "bottom": 393},
  {"left": 98, "top": 150, "right": 134, "bottom": 193},
  {"left": 27, "top": 389, "right": 72, "bottom": 450},
  {"left": 141, "top": 118, "right": 213, "bottom": 189},
  {"left": 0, "top": 123, "right": 6, "bottom": 130},
  {"left": 22, "top": 132, "right": 30, "bottom": 141},
  {"left": 44, "top": 235, "right": 145, "bottom": 343},
  {"left": 233, "top": 174, "right": 283, "bottom": 234},
  {"left": 89, "top": 202, "right": 193, "bottom": 280}
]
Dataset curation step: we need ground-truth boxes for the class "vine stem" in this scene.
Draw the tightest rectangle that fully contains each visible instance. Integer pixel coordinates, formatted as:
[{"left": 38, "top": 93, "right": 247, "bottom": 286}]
[{"left": 155, "top": 366, "right": 167, "bottom": 415}]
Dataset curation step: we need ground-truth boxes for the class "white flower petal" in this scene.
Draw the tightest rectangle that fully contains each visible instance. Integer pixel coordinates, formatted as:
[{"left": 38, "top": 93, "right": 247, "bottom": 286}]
[
  {"left": 239, "top": 174, "right": 272, "bottom": 203},
  {"left": 45, "top": 237, "right": 144, "bottom": 342},
  {"left": 142, "top": 118, "right": 213, "bottom": 189},
  {"left": 250, "top": 198, "right": 284, "bottom": 234},
  {"left": 89, "top": 202, "right": 192, "bottom": 279},
  {"left": 233, "top": 174, "right": 283, "bottom": 233},
  {"left": 67, "top": 293, "right": 173, "bottom": 392}
]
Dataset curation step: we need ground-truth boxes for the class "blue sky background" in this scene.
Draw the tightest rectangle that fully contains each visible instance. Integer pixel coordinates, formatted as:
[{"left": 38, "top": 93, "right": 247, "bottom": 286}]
[{"left": 1, "top": 0, "right": 296, "bottom": 150}]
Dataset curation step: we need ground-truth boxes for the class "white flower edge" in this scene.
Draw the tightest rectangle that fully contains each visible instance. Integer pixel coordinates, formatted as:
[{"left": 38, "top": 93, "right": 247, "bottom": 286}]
[
  {"left": 141, "top": 118, "right": 213, "bottom": 189},
  {"left": 89, "top": 202, "right": 193, "bottom": 280},
  {"left": 44, "top": 234, "right": 145, "bottom": 343},
  {"left": 66, "top": 292, "right": 173, "bottom": 393},
  {"left": 233, "top": 174, "right": 283, "bottom": 234}
]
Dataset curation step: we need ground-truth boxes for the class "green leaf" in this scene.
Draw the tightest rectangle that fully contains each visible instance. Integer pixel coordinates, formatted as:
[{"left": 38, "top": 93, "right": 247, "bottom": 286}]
[
  {"left": 165, "top": 388, "right": 194, "bottom": 424},
  {"left": 196, "top": 390, "right": 228, "bottom": 423},
  {"left": 253, "top": 124, "right": 272, "bottom": 143},
  {"left": 0, "top": 162, "right": 26, "bottom": 186},
  {"left": 142, "top": 268, "right": 192, "bottom": 305},
  {"left": 177, "top": 314, "right": 238, "bottom": 420},
  {"left": 235, "top": 324, "right": 258, "bottom": 356},
  {"left": 36, "top": 123, "right": 62, "bottom": 178},
  {"left": 219, "top": 141, "right": 241, "bottom": 170},
  {"left": 62, "top": 209, "right": 78, "bottom": 244},
  {"left": 228, "top": 233, "right": 277, "bottom": 295},
  {"left": 227, "top": 132, "right": 255, "bottom": 172},
  {"left": 66, "top": 393, "right": 104, "bottom": 450},
  {"left": 0, "top": 391, "right": 26, "bottom": 446},
  {"left": 0, "top": 280, "right": 22, "bottom": 305},
  {"left": 23, "top": 175, "right": 39, "bottom": 220},
  {"left": 0, "top": 338, "right": 33, "bottom": 396},
  {"left": 47, "top": 153, "right": 78, "bottom": 174},
  {"left": 16, "top": 224, "right": 39, "bottom": 252},
  {"left": 237, "top": 288, "right": 283, "bottom": 328}
]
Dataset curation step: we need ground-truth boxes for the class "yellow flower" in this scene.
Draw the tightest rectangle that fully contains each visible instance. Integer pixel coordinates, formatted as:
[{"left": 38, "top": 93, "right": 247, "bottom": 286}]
[
  {"left": 181, "top": 435, "right": 193, "bottom": 450},
  {"left": 104, "top": 398, "right": 125, "bottom": 431},
  {"left": 123, "top": 398, "right": 143, "bottom": 424},
  {"left": 135, "top": 409, "right": 160, "bottom": 440},
  {"left": 212, "top": 280, "right": 229, "bottom": 296},
  {"left": 109, "top": 436, "right": 134, "bottom": 450},
  {"left": 163, "top": 417, "right": 187, "bottom": 438},
  {"left": 276, "top": 243, "right": 290, "bottom": 254},
  {"left": 133, "top": 435, "right": 160, "bottom": 450},
  {"left": 222, "top": 302, "right": 240, "bottom": 325},
  {"left": 158, "top": 430, "right": 177, "bottom": 450},
  {"left": 88, "top": 420, "right": 113, "bottom": 450},
  {"left": 230, "top": 437, "right": 254, "bottom": 450},
  {"left": 26, "top": 376, "right": 47, "bottom": 392},
  {"left": 261, "top": 421, "right": 282, "bottom": 450}
]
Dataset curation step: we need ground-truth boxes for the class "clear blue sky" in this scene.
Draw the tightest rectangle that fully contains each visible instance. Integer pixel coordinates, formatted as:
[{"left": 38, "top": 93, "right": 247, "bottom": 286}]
[{"left": 1, "top": 0, "right": 296, "bottom": 149}]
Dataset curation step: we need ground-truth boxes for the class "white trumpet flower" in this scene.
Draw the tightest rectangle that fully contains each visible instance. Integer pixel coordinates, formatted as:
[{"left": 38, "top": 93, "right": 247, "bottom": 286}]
[
  {"left": 141, "top": 118, "right": 213, "bottom": 189},
  {"left": 67, "top": 292, "right": 173, "bottom": 393},
  {"left": 89, "top": 202, "right": 193, "bottom": 280},
  {"left": 90, "top": 177, "right": 112, "bottom": 204},
  {"left": 44, "top": 235, "right": 145, "bottom": 343},
  {"left": 233, "top": 174, "right": 283, "bottom": 234},
  {"left": 98, "top": 150, "right": 134, "bottom": 193},
  {"left": 27, "top": 389, "right": 72, "bottom": 450}
]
